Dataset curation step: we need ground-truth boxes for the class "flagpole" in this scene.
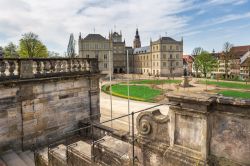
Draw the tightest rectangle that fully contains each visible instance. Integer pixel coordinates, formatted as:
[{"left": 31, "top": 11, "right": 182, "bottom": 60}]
[
  {"left": 109, "top": 50, "right": 113, "bottom": 128},
  {"left": 127, "top": 50, "right": 130, "bottom": 133}
]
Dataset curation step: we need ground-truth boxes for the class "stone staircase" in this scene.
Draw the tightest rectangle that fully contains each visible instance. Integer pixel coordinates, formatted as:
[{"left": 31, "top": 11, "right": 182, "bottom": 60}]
[
  {"left": 35, "top": 141, "right": 93, "bottom": 166},
  {"left": 0, "top": 150, "right": 35, "bottom": 166},
  {"left": 35, "top": 136, "right": 141, "bottom": 166}
]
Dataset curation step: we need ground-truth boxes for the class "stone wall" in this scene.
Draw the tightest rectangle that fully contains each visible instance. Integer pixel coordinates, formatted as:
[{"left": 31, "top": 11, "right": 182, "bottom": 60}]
[
  {"left": 0, "top": 75, "right": 100, "bottom": 152},
  {"left": 136, "top": 93, "right": 250, "bottom": 166},
  {"left": 210, "top": 97, "right": 250, "bottom": 165}
]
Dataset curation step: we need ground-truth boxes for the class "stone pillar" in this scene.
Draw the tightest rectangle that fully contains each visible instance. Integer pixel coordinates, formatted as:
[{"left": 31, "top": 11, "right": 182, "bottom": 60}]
[
  {"left": 89, "top": 76, "right": 101, "bottom": 123},
  {"left": 136, "top": 109, "right": 170, "bottom": 166},
  {"left": 163, "top": 93, "right": 216, "bottom": 166},
  {"left": 20, "top": 60, "right": 34, "bottom": 79}
]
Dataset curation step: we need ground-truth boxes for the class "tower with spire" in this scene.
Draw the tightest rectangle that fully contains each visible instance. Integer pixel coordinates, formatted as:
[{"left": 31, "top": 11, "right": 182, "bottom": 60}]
[{"left": 133, "top": 28, "right": 141, "bottom": 48}]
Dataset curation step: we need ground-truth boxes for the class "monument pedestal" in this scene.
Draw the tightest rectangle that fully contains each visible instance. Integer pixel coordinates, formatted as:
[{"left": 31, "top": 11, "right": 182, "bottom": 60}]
[{"left": 180, "top": 76, "right": 191, "bottom": 87}]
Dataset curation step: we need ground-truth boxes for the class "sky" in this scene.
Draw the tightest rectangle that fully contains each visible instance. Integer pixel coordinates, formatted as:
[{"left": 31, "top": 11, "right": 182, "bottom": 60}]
[{"left": 0, "top": 0, "right": 250, "bottom": 55}]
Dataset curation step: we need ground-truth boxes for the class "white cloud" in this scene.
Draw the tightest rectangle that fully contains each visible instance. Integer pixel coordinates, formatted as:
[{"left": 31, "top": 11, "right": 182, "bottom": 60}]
[
  {"left": 0, "top": 0, "right": 249, "bottom": 55},
  {"left": 0, "top": 0, "right": 193, "bottom": 54},
  {"left": 208, "top": 0, "right": 248, "bottom": 5},
  {"left": 205, "top": 12, "right": 250, "bottom": 25}
]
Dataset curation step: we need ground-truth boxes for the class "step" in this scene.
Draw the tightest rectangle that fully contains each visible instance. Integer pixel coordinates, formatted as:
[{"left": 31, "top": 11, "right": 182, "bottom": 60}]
[
  {"left": 25, "top": 151, "right": 34, "bottom": 161},
  {"left": 0, "top": 158, "right": 6, "bottom": 166},
  {"left": 18, "top": 151, "right": 35, "bottom": 166},
  {"left": 35, "top": 148, "right": 48, "bottom": 166},
  {"left": 67, "top": 141, "right": 92, "bottom": 166},
  {"left": 1, "top": 150, "right": 27, "bottom": 166},
  {"left": 94, "top": 136, "right": 142, "bottom": 166},
  {"left": 49, "top": 144, "right": 67, "bottom": 166}
]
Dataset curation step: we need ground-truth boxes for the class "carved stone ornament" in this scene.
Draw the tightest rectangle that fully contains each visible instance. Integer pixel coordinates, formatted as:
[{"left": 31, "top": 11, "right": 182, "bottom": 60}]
[{"left": 140, "top": 120, "right": 151, "bottom": 135}]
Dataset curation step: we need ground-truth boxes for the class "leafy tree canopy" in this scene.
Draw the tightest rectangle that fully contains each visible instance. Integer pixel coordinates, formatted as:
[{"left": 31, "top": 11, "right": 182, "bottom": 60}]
[
  {"left": 196, "top": 51, "right": 218, "bottom": 77},
  {"left": 192, "top": 47, "right": 203, "bottom": 77},
  {"left": 48, "top": 51, "right": 61, "bottom": 58},
  {"left": 3, "top": 42, "right": 19, "bottom": 58},
  {"left": 19, "top": 32, "right": 48, "bottom": 58}
]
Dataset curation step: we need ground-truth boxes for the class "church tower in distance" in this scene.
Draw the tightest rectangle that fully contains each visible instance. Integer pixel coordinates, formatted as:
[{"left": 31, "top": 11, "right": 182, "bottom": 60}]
[{"left": 133, "top": 28, "right": 141, "bottom": 48}]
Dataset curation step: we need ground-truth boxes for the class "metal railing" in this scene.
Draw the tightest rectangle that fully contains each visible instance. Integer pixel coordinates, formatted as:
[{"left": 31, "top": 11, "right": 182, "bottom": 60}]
[{"left": 39, "top": 104, "right": 165, "bottom": 166}]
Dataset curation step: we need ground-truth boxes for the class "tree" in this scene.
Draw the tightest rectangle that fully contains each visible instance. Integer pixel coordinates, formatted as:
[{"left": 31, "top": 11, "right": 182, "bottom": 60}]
[
  {"left": 197, "top": 51, "right": 218, "bottom": 78},
  {"left": 223, "top": 42, "right": 233, "bottom": 79},
  {"left": 48, "top": 51, "right": 60, "bottom": 58},
  {"left": 19, "top": 32, "right": 48, "bottom": 58},
  {"left": 192, "top": 47, "right": 203, "bottom": 77},
  {"left": 0, "top": 46, "right": 3, "bottom": 58},
  {"left": 3, "top": 42, "right": 19, "bottom": 58}
]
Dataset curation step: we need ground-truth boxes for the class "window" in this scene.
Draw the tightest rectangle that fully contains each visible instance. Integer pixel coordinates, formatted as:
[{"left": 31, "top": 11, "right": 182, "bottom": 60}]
[
  {"left": 176, "top": 54, "right": 179, "bottom": 59},
  {"left": 104, "top": 54, "right": 107, "bottom": 60},
  {"left": 176, "top": 62, "right": 179, "bottom": 66},
  {"left": 163, "top": 45, "right": 166, "bottom": 51},
  {"left": 86, "top": 55, "right": 89, "bottom": 58},
  {"left": 163, "top": 62, "right": 166, "bottom": 67},
  {"left": 170, "top": 54, "right": 172, "bottom": 59},
  {"left": 95, "top": 54, "right": 98, "bottom": 58},
  {"left": 163, "top": 54, "right": 166, "bottom": 59},
  {"left": 104, "top": 63, "right": 107, "bottom": 68},
  {"left": 170, "top": 45, "right": 172, "bottom": 50},
  {"left": 176, "top": 46, "right": 179, "bottom": 50}
]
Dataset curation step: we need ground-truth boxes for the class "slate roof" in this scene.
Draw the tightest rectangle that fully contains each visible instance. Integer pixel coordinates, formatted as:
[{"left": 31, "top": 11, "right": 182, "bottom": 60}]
[
  {"left": 133, "top": 46, "right": 150, "bottom": 54},
  {"left": 82, "top": 34, "right": 107, "bottom": 41},
  {"left": 154, "top": 37, "right": 177, "bottom": 43},
  {"left": 231, "top": 45, "right": 250, "bottom": 58}
]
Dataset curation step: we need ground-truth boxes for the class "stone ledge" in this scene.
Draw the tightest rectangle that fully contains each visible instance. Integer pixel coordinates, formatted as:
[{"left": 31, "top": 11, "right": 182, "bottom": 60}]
[
  {"left": 217, "top": 95, "right": 250, "bottom": 106},
  {"left": 166, "top": 92, "right": 217, "bottom": 105}
]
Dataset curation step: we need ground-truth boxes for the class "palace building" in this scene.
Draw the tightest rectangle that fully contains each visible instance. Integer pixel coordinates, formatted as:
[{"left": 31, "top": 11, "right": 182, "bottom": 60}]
[{"left": 78, "top": 29, "right": 184, "bottom": 76}]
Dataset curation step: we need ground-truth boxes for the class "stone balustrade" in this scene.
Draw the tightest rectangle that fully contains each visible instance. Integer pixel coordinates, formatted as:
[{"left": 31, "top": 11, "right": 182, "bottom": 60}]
[{"left": 0, "top": 58, "right": 99, "bottom": 81}]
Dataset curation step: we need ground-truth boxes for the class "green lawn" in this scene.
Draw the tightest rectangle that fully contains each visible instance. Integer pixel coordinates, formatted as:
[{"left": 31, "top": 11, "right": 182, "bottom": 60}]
[
  {"left": 102, "top": 84, "right": 162, "bottom": 102},
  {"left": 130, "top": 79, "right": 181, "bottom": 85},
  {"left": 199, "top": 80, "right": 250, "bottom": 90},
  {"left": 218, "top": 90, "right": 250, "bottom": 99}
]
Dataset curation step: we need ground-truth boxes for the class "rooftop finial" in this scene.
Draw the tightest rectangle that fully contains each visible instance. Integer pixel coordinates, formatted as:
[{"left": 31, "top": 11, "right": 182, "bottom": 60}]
[{"left": 79, "top": 32, "right": 81, "bottom": 39}]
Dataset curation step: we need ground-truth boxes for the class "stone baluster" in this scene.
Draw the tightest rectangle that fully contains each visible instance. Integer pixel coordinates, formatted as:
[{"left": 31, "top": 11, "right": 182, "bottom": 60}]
[
  {"left": 44, "top": 61, "right": 51, "bottom": 74},
  {"left": 67, "top": 59, "right": 72, "bottom": 72},
  {"left": 8, "top": 60, "right": 16, "bottom": 76},
  {"left": 77, "top": 60, "right": 81, "bottom": 71},
  {"left": 0, "top": 60, "right": 6, "bottom": 77},
  {"left": 36, "top": 61, "right": 42, "bottom": 75},
  {"left": 56, "top": 60, "right": 62, "bottom": 72},
  {"left": 86, "top": 59, "right": 90, "bottom": 71},
  {"left": 72, "top": 60, "right": 77, "bottom": 72},
  {"left": 61, "top": 60, "right": 67, "bottom": 72},
  {"left": 82, "top": 59, "right": 87, "bottom": 71},
  {"left": 50, "top": 60, "right": 56, "bottom": 74}
]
